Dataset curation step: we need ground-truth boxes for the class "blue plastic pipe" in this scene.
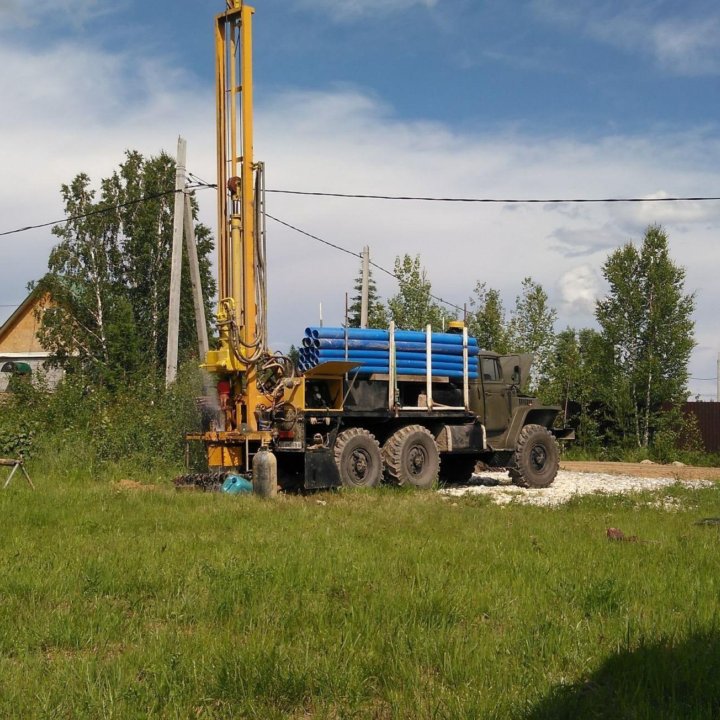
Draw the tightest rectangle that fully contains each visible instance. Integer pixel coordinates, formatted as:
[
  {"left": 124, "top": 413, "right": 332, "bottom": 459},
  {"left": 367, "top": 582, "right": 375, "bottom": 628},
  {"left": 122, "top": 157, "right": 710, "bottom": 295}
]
[
  {"left": 305, "top": 326, "right": 478, "bottom": 346},
  {"left": 315, "top": 349, "right": 475, "bottom": 363},
  {"left": 311, "top": 338, "right": 479, "bottom": 354}
]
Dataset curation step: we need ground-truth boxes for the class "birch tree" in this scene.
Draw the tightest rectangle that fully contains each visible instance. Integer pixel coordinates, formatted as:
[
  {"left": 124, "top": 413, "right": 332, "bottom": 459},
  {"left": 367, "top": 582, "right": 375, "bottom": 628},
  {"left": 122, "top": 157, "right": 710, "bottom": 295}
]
[
  {"left": 387, "top": 254, "right": 448, "bottom": 330},
  {"left": 466, "top": 281, "right": 509, "bottom": 352},
  {"left": 506, "top": 277, "right": 557, "bottom": 390},
  {"left": 596, "top": 225, "right": 695, "bottom": 447},
  {"left": 35, "top": 151, "right": 215, "bottom": 387}
]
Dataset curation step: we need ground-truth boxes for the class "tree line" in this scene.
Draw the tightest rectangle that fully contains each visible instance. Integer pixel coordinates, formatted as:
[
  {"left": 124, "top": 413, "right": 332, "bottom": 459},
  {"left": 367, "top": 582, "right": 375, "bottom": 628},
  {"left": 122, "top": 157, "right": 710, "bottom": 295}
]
[
  {"left": 28, "top": 149, "right": 698, "bottom": 459},
  {"left": 344, "top": 226, "right": 697, "bottom": 455}
]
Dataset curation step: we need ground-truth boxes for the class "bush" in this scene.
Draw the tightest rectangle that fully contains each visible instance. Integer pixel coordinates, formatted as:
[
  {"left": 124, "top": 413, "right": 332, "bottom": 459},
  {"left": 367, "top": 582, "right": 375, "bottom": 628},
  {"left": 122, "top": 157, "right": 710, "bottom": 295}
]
[{"left": 2, "top": 361, "right": 206, "bottom": 480}]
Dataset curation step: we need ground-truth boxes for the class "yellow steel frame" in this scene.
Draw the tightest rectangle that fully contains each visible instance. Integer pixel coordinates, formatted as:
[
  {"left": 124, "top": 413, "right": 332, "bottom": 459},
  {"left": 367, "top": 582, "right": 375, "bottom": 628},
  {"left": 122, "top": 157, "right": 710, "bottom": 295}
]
[
  {"left": 213, "top": 1, "right": 257, "bottom": 359},
  {"left": 204, "top": 1, "right": 272, "bottom": 457},
  {"left": 200, "top": 2, "right": 315, "bottom": 469}
]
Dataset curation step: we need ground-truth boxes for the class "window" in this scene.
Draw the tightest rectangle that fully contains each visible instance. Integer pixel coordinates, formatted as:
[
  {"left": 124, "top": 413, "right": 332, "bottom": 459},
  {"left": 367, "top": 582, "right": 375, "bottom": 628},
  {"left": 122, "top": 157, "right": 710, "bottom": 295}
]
[{"left": 480, "top": 358, "right": 501, "bottom": 382}]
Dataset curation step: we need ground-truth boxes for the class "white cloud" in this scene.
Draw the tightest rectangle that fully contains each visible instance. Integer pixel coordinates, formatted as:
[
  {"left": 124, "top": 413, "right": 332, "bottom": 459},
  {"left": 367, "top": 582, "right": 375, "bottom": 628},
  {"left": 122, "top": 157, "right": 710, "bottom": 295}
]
[
  {"left": 558, "top": 265, "right": 601, "bottom": 315},
  {"left": 651, "top": 18, "right": 720, "bottom": 74},
  {"left": 0, "top": 0, "right": 119, "bottom": 29},
  {"left": 1, "top": 33, "right": 719, "bottom": 395},
  {"left": 294, "top": 0, "right": 437, "bottom": 22},
  {"left": 531, "top": 0, "right": 720, "bottom": 76}
]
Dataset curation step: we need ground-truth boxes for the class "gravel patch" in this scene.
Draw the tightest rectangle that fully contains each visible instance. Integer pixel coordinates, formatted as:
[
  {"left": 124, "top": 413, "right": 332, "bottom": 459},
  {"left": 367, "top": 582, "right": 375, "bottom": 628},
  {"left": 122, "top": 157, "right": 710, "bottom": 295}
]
[{"left": 440, "top": 469, "right": 715, "bottom": 507}]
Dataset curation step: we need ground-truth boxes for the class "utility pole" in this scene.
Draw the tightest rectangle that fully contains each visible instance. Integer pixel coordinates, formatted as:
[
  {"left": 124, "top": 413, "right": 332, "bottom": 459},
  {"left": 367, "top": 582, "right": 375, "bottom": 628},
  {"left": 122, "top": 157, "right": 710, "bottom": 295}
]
[
  {"left": 360, "top": 245, "right": 370, "bottom": 328},
  {"left": 183, "top": 194, "right": 209, "bottom": 359},
  {"left": 165, "top": 136, "right": 186, "bottom": 387},
  {"left": 717, "top": 352, "right": 719, "bottom": 402}
]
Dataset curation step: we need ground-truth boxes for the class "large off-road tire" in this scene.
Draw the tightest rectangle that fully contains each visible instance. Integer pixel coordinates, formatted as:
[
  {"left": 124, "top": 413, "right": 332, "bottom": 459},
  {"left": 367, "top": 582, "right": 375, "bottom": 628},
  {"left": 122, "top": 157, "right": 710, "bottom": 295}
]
[
  {"left": 383, "top": 425, "right": 440, "bottom": 489},
  {"left": 439, "top": 455, "right": 477, "bottom": 485},
  {"left": 333, "top": 427, "right": 383, "bottom": 488},
  {"left": 510, "top": 423, "right": 559, "bottom": 488}
]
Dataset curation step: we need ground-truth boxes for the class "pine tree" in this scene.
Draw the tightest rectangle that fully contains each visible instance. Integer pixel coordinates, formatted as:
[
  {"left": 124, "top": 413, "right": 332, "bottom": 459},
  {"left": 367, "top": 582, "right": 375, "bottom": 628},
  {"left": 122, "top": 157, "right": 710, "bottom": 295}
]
[{"left": 347, "top": 256, "right": 388, "bottom": 329}]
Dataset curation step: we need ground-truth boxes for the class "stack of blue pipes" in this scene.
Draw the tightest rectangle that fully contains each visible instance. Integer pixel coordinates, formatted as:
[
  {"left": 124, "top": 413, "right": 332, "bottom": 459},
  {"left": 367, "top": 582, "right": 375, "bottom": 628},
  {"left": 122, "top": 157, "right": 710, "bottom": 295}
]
[{"left": 297, "top": 327, "right": 479, "bottom": 379}]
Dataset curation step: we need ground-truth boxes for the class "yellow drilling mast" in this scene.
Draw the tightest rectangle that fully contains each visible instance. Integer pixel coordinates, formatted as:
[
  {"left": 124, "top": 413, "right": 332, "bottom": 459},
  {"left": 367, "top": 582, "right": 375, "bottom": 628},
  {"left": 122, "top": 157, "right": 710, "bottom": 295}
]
[{"left": 200, "top": 2, "right": 297, "bottom": 482}]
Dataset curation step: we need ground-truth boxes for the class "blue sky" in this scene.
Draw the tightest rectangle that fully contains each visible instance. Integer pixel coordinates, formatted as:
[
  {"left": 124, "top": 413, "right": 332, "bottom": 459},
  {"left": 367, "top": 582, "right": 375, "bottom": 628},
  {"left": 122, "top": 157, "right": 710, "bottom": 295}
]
[{"left": 1, "top": 0, "right": 719, "bottom": 396}]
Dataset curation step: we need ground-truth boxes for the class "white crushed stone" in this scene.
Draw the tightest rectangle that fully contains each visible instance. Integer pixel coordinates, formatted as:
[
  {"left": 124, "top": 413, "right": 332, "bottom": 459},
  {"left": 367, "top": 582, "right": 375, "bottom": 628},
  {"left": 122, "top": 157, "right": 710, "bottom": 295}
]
[{"left": 440, "top": 470, "right": 715, "bottom": 507}]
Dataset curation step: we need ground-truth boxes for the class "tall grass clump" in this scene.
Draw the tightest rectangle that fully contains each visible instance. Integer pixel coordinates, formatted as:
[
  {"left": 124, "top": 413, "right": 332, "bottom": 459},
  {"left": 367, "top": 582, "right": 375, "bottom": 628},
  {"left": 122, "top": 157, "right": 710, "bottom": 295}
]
[{"left": 0, "top": 361, "right": 205, "bottom": 481}]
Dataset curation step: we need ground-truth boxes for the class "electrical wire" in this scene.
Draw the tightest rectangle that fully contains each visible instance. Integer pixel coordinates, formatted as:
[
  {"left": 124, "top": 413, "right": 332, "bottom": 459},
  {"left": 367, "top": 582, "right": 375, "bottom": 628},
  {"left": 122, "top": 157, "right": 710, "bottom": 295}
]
[
  {"left": 176, "top": 178, "right": 720, "bottom": 205},
  {"left": 264, "top": 213, "right": 465, "bottom": 314},
  {"left": 0, "top": 185, "right": 209, "bottom": 238},
  {"left": 6, "top": 177, "right": 718, "bottom": 238},
  {"left": 264, "top": 213, "right": 361, "bottom": 260},
  {"left": 265, "top": 189, "right": 720, "bottom": 204}
]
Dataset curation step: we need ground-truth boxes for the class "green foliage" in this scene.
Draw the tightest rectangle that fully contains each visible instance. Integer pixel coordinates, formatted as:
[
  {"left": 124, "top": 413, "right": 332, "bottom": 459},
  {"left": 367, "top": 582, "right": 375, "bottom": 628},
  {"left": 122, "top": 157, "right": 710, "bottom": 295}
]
[
  {"left": 347, "top": 256, "right": 388, "bottom": 329},
  {"left": 0, "top": 422, "right": 37, "bottom": 459},
  {"left": 287, "top": 344, "right": 300, "bottom": 370},
  {"left": 0, "top": 361, "right": 205, "bottom": 474},
  {"left": 651, "top": 405, "right": 706, "bottom": 464},
  {"left": 33, "top": 150, "right": 215, "bottom": 389},
  {"left": 466, "top": 281, "right": 509, "bottom": 352},
  {"left": 596, "top": 224, "right": 695, "bottom": 448},
  {"left": 507, "top": 277, "right": 557, "bottom": 390},
  {"left": 387, "top": 254, "right": 449, "bottom": 330},
  {"left": 541, "top": 327, "right": 607, "bottom": 450}
]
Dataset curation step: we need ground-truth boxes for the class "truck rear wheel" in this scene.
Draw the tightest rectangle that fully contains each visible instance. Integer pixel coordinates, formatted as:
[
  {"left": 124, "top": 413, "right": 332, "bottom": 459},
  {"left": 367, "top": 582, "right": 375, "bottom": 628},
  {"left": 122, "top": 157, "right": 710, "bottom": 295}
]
[
  {"left": 383, "top": 425, "right": 440, "bottom": 489},
  {"left": 510, "top": 423, "right": 559, "bottom": 488},
  {"left": 333, "top": 427, "right": 383, "bottom": 488}
]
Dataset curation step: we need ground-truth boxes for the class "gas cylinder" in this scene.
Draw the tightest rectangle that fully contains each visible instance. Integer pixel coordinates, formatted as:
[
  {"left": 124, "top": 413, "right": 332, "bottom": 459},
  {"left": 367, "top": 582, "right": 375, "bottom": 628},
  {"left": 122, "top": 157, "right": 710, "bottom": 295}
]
[{"left": 252, "top": 445, "right": 278, "bottom": 498}]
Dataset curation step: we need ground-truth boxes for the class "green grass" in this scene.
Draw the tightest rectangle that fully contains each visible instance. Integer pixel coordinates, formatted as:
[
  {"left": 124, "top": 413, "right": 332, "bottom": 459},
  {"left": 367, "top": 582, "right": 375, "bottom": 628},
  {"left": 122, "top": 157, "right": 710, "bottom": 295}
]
[{"left": 1, "top": 469, "right": 719, "bottom": 719}]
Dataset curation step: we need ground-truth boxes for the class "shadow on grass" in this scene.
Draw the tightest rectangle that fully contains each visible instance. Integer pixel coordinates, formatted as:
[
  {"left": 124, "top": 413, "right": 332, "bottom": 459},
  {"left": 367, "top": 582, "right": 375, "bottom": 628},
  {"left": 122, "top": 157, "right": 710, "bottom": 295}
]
[{"left": 525, "top": 630, "right": 720, "bottom": 720}]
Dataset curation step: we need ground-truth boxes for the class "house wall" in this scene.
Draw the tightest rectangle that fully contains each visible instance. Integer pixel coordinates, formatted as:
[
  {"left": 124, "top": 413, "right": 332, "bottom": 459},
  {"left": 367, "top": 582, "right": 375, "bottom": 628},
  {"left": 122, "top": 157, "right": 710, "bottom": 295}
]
[
  {"left": 0, "top": 302, "right": 45, "bottom": 353},
  {"left": 0, "top": 295, "right": 63, "bottom": 392}
]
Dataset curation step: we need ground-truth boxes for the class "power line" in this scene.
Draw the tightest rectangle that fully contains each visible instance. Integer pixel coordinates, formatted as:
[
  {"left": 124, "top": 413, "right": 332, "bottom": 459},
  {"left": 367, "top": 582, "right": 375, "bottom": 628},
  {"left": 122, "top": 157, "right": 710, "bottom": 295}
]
[
  {"left": 0, "top": 185, "right": 209, "bottom": 238},
  {"left": 264, "top": 213, "right": 361, "bottom": 260},
  {"left": 5, "top": 179, "right": 719, "bottom": 238},
  {"left": 266, "top": 188, "right": 720, "bottom": 204},
  {"left": 265, "top": 213, "right": 465, "bottom": 314},
  {"left": 184, "top": 179, "right": 720, "bottom": 204}
]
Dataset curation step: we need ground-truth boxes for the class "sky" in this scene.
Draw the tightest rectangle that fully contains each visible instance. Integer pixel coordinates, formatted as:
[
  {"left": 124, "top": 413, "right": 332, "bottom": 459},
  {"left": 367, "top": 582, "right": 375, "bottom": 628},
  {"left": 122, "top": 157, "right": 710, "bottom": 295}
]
[{"left": 0, "top": 0, "right": 719, "bottom": 397}]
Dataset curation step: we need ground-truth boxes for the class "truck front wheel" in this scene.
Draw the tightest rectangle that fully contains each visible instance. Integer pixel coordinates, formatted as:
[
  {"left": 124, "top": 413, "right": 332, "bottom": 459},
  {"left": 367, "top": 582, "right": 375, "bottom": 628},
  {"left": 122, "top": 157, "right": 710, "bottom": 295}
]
[
  {"left": 510, "top": 424, "right": 559, "bottom": 488},
  {"left": 333, "top": 427, "right": 383, "bottom": 488},
  {"left": 383, "top": 425, "right": 440, "bottom": 489}
]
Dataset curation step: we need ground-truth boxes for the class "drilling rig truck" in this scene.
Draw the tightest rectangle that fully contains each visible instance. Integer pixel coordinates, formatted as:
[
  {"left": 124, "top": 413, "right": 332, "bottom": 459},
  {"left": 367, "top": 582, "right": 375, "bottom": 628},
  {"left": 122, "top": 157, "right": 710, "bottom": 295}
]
[{"left": 180, "top": 2, "right": 573, "bottom": 494}]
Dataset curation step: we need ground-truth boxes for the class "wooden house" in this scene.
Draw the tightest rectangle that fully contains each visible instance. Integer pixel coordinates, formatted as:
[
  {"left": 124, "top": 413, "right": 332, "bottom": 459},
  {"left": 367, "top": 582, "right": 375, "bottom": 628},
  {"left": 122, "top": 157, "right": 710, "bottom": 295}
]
[{"left": 0, "top": 292, "right": 63, "bottom": 392}]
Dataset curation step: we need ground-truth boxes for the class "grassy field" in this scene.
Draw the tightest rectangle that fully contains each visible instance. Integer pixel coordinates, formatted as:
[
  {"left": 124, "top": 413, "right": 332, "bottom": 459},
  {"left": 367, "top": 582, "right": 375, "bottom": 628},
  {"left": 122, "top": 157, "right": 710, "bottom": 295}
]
[{"left": 0, "top": 468, "right": 719, "bottom": 719}]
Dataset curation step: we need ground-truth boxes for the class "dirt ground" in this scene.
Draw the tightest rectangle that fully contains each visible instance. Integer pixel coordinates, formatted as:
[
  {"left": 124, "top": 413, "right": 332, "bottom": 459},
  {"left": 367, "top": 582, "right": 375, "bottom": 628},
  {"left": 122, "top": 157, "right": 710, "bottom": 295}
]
[{"left": 561, "top": 460, "right": 720, "bottom": 482}]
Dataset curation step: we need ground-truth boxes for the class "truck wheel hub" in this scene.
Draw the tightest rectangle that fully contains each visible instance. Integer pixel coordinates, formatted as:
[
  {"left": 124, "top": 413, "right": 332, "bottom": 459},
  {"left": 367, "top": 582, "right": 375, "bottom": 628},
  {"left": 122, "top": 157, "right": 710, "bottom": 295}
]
[
  {"left": 351, "top": 450, "right": 369, "bottom": 479},
  {"left": 409, "top": 446, "right": 427, "bottom": 475},
  {"left": 530, "top": 445, "right": 547, "bottom": 470}
]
